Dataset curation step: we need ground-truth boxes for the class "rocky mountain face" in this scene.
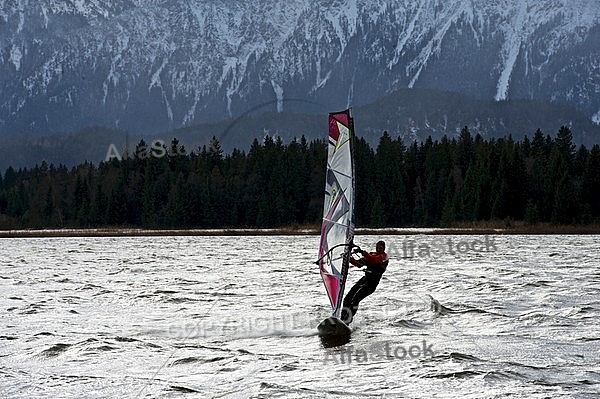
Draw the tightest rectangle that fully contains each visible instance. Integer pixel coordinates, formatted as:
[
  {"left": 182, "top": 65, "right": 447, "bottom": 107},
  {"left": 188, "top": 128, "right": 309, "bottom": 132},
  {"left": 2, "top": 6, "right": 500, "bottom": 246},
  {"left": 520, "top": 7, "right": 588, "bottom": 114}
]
[{"left": 1, "top": 0, "right": 599, "bottom": 141}]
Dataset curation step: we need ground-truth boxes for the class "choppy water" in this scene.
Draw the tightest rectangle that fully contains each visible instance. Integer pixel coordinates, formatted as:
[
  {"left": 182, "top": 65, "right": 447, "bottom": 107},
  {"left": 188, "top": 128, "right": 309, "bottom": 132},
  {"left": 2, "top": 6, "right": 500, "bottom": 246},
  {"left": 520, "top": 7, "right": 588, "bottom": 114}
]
[{"left": 1, "top": 234, "right": 599, "bottom": 398}]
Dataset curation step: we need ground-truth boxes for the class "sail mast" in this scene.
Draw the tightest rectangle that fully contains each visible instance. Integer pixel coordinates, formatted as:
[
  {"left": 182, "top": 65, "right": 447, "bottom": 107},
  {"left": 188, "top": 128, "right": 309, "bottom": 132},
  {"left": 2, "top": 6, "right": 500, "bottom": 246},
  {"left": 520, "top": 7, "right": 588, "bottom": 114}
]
[{"left": 335, "top": 110, "right": 355, "bottom": 317}]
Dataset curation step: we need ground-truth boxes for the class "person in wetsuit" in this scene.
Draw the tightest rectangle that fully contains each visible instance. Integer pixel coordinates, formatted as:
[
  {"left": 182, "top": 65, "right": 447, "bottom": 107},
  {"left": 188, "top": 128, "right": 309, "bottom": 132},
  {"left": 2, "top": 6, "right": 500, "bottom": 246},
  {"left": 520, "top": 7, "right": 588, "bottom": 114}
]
[{"left": 341, "top": 240, "right": 389, "bottom": 324}]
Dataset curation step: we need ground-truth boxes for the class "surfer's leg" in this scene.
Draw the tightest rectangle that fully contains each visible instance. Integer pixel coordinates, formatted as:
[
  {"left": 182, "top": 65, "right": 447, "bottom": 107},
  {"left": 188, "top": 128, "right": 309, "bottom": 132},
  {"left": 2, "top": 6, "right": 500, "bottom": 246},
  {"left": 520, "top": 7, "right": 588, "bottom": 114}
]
[
  {"left": 341, "top": 277, "right": 366, "bottom": 323},
  {"left": 342, "top": 279, "right": 376, "bottom": 323},
  {"left": 344, "top": 280, "right": 380, "bottom": 323}
]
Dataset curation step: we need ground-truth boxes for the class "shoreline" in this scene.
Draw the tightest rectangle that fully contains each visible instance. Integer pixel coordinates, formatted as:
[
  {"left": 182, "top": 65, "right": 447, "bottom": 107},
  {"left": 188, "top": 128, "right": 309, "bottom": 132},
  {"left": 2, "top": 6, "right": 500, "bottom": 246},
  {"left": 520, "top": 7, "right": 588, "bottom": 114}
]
[{"left": 2, "top": 224, "right": 600, "bottom": 238}]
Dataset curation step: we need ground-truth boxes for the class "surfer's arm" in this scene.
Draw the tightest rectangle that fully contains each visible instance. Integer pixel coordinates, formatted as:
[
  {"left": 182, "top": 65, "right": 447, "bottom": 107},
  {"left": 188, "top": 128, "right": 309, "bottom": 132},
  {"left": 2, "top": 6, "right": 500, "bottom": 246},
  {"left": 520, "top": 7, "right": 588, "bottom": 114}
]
[
  {"left": 362, "top": 252, "right": 386, "bottom": 264},
  {"left": 349, "top": 257, "right": 365, "bottom": 267}
]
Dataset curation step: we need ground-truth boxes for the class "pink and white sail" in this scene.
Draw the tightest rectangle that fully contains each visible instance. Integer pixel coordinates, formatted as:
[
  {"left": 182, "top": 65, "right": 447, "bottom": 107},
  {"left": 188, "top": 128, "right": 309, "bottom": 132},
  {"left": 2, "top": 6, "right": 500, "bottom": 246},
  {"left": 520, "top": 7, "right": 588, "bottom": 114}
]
[{"left": 317, "top": 109, "right": 355, "bottom": 318}]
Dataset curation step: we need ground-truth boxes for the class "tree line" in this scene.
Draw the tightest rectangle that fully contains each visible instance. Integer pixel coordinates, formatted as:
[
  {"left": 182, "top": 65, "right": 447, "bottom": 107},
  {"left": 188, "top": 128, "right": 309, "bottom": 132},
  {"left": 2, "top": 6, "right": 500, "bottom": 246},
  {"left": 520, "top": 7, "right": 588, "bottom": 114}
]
[{"left": 0, "top": 126, "right": 599, "bottom": 230}]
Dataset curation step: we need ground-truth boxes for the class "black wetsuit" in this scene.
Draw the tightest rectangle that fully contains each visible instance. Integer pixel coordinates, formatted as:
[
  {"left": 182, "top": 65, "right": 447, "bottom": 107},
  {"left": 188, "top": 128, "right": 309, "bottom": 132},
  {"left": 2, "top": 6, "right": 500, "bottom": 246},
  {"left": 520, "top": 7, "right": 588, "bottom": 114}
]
[{"left": 341, "top": 254, "right": 388, "bottom": 324}]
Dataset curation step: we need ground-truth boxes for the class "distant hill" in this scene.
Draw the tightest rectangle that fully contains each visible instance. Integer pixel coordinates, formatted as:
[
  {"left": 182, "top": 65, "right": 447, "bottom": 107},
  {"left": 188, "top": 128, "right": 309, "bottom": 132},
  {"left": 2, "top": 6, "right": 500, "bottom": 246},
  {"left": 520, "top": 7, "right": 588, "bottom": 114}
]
[{"left": 1, "top": 89, "right": 599, "bottom": 171}]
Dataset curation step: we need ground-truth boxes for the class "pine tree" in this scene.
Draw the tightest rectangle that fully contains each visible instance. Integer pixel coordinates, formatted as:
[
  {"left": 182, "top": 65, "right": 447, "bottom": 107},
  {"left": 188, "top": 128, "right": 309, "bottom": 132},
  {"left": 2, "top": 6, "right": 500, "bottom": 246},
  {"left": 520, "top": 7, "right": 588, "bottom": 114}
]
[
  {"left": 582, "top": 145, "right": 600, "bottom": 221},
  {"left": 552, "top": 167, "right": 578, "bottom": 224},
  {"left": 524, "top": 199, "right": 539, "bottom": 225},
  {"left": 369, "top": 195, "right": 385, "bottom": 227},
  {"left": 555, "top": 125, "right": 576, "bottom": 162}
]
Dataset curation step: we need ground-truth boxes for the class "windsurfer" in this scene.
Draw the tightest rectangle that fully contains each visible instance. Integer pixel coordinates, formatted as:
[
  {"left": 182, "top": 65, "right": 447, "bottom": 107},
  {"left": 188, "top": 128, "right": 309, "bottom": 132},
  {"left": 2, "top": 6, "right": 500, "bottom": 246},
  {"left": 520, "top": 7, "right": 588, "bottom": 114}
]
[{"left": 341, "top": 240, "right": 389, "bottom": 324}]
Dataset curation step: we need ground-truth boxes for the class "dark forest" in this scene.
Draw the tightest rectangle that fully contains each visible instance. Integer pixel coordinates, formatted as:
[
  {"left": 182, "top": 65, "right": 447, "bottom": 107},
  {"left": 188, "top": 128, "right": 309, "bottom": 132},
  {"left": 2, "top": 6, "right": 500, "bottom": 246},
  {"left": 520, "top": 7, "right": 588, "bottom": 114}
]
[{"left": 1, "top": 126, "right": 598, "bottom": 230}]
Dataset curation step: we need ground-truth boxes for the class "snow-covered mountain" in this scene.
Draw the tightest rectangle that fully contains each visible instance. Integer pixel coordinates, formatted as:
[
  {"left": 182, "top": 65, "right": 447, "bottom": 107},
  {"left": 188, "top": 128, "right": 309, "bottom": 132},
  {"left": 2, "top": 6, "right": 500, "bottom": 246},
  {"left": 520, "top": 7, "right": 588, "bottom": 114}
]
[{"left": 1, "top": 0, "right": 599, "bottom": 137}]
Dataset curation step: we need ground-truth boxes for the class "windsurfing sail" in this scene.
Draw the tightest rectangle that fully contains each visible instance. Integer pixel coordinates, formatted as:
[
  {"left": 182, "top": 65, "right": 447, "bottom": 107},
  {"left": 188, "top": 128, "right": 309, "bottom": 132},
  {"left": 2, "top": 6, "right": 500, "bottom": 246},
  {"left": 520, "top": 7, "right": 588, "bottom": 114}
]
[{"left": 317, "top": 109, "right": 356, "bottom": 319}]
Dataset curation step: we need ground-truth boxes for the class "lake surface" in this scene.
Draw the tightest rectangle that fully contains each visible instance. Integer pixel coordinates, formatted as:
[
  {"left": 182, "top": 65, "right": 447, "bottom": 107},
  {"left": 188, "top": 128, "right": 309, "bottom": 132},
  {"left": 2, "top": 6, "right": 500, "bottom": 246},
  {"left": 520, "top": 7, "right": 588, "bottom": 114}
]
[{"left": 1, "top": 234, "right": 599, "bottom": 398}]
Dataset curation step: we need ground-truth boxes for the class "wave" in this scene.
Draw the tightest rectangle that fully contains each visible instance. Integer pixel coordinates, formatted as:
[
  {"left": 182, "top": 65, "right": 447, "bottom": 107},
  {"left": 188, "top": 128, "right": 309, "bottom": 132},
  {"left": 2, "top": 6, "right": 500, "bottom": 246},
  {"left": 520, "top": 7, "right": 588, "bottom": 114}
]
[
  {"left": 168, "top": 385, "right": 201, "bottom": 394},
  {"left": 113, "top": 336, "right": 140, "bottom": 343},
  {"left": 520, "top": 280, "right": 553, "bottom": 287},
  {"left": 576, "top": 337, "right": 600, "bottom": 342},
  {"left": 423, "top": 370, "right": 487, "bottom": 379},
  {"left": 427, "top": 294, "right": 508, "bottom": 317},
  {"left": 258, "top": 381, "right": 382, "bottom": 397},
  {"left": 154, "top": 289, "right": 179, "bottom": 294},
  {"left": 391, "top": 319, "right": 430, "bottom": 329},
  {"left": 39, "top": 343, "right": 72, "bottom": 357},
  {"left": 37, "top": 337, "right": 130, "bottom": 358},
  {"left": 432, "top": 351, "right": 485, "bottom": 362},
  {"left": 428, "top": 295, "right": 457, "bottom": 316},
  {"left": 75, "top": 283, "right": 105, "bottom": 291},
  {"left": 170, "top": 356, "right": 228, "bottom": 366},
  {"left": 165, "top": 296, "right": 201, "bottom": 304},
  {"left": 34, "top": 331, "right": 55, "bottom": 337},
  {"left": 423, "top": 369, "right": 522, "bottom": 381}
]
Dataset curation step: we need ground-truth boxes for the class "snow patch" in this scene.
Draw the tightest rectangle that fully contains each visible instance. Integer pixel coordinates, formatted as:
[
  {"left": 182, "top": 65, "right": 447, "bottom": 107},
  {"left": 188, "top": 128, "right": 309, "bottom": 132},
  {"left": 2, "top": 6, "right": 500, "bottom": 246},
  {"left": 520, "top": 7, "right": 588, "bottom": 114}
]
[
  {"left": 271, "top": 81, "right": 284, "bottom": 112},
  {"left": 74, "top": 0, "right": 86, "bottom": 14},
  {"left": 388, "top": 3, "right": 423, "bottom": 70},
  {"left": 324, "top": 0, "right": 358, "bottom": 53},
  {"left": 408, "top": 0, "right": 471, "bottom": 88},
  {"left": 183, "top": 93, "right": 200, "bottom": 126},
  {"left": 593, "top": 109, "right": 600, "bottom": 125},
  {"left": 149, "top": 58, "right": 174, "bottom": 121},
  {"left": 220, "top": 57, "right": 241, "bottom": 116},
  {"left": 149, "top": 58, "right": 168, "bottom": 90},
  {"left": 40, "top": 5, "right": 49, "bottom": 28},
  {"left": 10, "top": 45, "right": 22, "bottom": 71},
  {"left": 103, "top": 55, "right": 122, "bottom": 105},
  {"left": 17, "top": 9, "right": 24, "bottom": 33},
  {"left": 495, "top": 0, "right": 527, "bottom": 101},
  {"left": 347, "top": 72, "right": 355, "bottom": 109},
  {"left": 313, "top": 56, "right": 332, "bottom": 92}
]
